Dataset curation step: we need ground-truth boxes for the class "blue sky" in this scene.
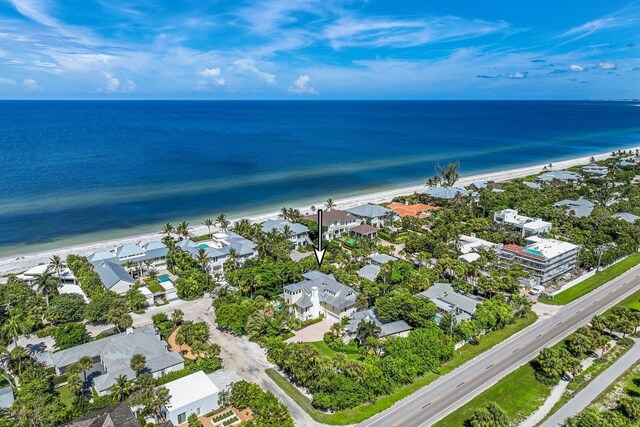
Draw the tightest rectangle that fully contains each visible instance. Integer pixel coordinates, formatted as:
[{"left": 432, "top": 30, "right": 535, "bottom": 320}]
[{"left": 0, "top": 0, "right": 639, "bottom": 99}]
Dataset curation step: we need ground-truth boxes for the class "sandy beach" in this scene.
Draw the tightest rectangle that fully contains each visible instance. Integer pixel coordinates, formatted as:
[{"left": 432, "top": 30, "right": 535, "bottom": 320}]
[{"left": 0, "top": 148, "right": 636, "bottom": 276}]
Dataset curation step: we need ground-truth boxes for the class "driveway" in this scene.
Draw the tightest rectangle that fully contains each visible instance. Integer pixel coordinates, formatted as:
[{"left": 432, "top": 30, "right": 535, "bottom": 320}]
[{"left": 286, "top": 319, "right": 333, "bottom": 343}]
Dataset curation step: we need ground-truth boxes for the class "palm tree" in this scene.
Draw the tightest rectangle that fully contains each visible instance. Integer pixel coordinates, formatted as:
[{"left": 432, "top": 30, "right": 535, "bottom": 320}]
[
  {"left": 356, "top": 320, "right": 381, "bottom": 344},
  {"left": 279, "top": 207, "right": 290, "bottom": 221},
  {"left": 162, "top": 223, "right": 175, "bottom": 241},
  {"left": 110, "top": 374, "right": 133, "bottom": 401},
  {"left": 227, "top": 247, "right": 240, "bottom": 270},
  {"left": 143, "top": 260, "right": 153, "bottom": 277},
  {"left": 49, "top": 255, "right": 64, "bottom": 282},
  {"left": 203, "top": 218, "right": 214, "bottom": 238},
  {"left": 123, "top": 261, "right": 135, "bottom": 276},
  {"left": 130, "top": 353, "right": 147, "bottom": 377},
  {"left": 146, "top": 386, "right": 170, "bottom": 423},
  {"left": 35, "top": 269, "right": 58, "bottom": 306},
  {"left": 325, "top": 198, "right": 335, "bottom": 210},
  {"left": 216, "top": 213, "right": 229, "bottom": 232},
  {"left": 2, "top": 314, "right": 29, "bottom": 349},
  {"left": 67, "top": 373, "right": 83, "bottom": 396},
  {"left": 176, "top": 221, "right": 190, "bottom": 240},
  {"left": 171, "top": 309, "right": 184, "bottom": 326},
  {"left": 78, "top": 355, "right": 93, "bottom": 385},
  {"left": 196, "top": 248, "right": 210, "bottom": 287}
]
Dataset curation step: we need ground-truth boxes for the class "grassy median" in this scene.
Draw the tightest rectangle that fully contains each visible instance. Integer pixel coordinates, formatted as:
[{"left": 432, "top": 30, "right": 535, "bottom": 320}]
[
  {"left": 267, "top": 311, "right": 537, "bottom": 425},
  {"left": 539, "top": 253, "right": 640, "bottom": 306}
]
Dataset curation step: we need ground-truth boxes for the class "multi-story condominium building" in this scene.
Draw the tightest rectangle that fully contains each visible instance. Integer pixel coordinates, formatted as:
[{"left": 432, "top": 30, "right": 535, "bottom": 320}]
[{"left": 498, "top": 236, "right": 579, "bottom": 284}]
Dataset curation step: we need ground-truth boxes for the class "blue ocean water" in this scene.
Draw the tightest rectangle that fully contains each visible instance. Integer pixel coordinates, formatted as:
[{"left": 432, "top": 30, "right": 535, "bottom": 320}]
[{"left": 0, "top": 100, "right": 639, "bottom": 257}]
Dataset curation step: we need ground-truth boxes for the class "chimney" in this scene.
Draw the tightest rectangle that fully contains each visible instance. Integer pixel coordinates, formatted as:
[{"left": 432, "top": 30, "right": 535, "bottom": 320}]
[{"left": 310, "top": 286, "right": 320, "bottom": 319}]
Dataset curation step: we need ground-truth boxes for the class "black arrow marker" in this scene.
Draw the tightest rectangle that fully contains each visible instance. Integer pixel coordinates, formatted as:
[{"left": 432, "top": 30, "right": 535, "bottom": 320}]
[{"left": 314, "top": 209, "right": 326, "bottom": 267}]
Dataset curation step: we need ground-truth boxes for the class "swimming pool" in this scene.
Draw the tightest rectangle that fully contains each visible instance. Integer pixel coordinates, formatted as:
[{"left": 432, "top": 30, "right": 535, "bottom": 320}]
[
  {"left": 158, "top": 274, "right": 171, "bottom": 282},
  {"left": 198, "top": 243, "right": 209, "bottom": 249}
]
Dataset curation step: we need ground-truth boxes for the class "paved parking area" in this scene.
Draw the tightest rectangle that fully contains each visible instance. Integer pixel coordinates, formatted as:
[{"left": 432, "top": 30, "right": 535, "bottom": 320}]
[{"left": 285, "top": 318, "right": 333, "bottom": 343}]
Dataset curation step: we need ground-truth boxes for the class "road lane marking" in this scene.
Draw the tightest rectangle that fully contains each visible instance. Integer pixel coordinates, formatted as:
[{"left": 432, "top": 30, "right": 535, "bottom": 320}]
[
  {"left": 536, "top": 334, "right": 542, "bottom": 338},
  {"left": 512, "top": 348, "right": 519, "bottom": 353},
  {"left": 456, "top": 382, "right": 465, "bottom": 388},
  {"left": 486, "top": 364, "right": 494, "bottom": 369},
  {"left": 422, "top": 403, "right": 431, "bottom": 409},
  {"left": 556, "top": 321, "right": 562, "bottom": 325}
]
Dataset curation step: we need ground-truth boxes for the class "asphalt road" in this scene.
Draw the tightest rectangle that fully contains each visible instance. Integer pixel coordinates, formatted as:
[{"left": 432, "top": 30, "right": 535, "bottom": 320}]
[
  {"left": 359, "top": 266, "right": 640, "bottom": 427},
  {"left": 542, "top": 337, "right": 640, "bottom": 426}
]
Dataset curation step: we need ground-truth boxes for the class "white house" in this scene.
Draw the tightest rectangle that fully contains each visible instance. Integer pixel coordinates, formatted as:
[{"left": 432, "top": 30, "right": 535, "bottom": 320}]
[
  {"left": 162, "top": 371, "right": 220, "bottom": 426},
  {"left": 284, "top": 271, "right": 358, "bottom": 321},
  {"left": 346, "top": 204, "right": 397, "bottom": 227},
  {"left": 88, "top": 241, "right": 170, "bottom": 273},
  {"left": 304, "top": 209, "right": 359, "bottom": 240},
  {"left": 177, "top": 231, "right": 258, "bottom": 273},
  {"left": 493, "top": 209, "right": 552, "bottom": 235}
]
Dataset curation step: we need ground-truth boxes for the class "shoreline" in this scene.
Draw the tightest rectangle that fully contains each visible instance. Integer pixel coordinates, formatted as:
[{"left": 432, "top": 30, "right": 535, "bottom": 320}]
[{"left": 1, "top": 147, "right": 636, "bottom": 276}]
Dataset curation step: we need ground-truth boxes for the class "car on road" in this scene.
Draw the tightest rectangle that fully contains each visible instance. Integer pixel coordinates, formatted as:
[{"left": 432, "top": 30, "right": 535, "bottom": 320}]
[{"left": 529, "top": 285, "right": 545, "bottom": 295}]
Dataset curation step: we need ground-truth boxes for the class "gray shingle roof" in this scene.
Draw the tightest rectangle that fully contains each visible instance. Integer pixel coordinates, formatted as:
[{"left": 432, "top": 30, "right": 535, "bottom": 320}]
[
  {"left": 49, "top": 325, "right": 183, "bottom": 393},
  {"left": 115, "top": 243, "right": 145, "bottom": 258},
  {"left": 523, "top": 181, "right": 541, "bottom": 189},
  {"left": 346, "top": 204, "right": 393, "bottom": 219},
  {"left": 356, "top": 264, "right": 380, "bottom": 281},
  {"left": 425, "top": 186, "right": 470, "bottom": 199},
  {"left": 535, "top": 170, "right": 581, "bottom": 183},
  {"left": 60, "top": 402, "right": 140, "bottom": 427},
  {"left": 262, "top": 219, "right": 309, "bottom": 235},
  {"left": 285, "top": 271, "right": 357, "bottom": 310},
  {"left": 554, "top": 197, "right": 595, "bottom": 218},
  {"left": 345, "top": 309, "right": 412, "bottom": 337},
  {"left": 613, "top": 212, "right": 640, "bottom": 223},
  {"left": 94, "top": 261, "right": 134, "bottom": 289},
  {"left": 416, "top": 283, "right": 481, "bottom": 316},
  {"left": 370, "top": 253, "right": 398, "bottom": 265}
]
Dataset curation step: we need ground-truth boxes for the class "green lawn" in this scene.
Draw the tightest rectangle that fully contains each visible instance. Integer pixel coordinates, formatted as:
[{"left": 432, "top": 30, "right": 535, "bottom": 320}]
[
  {"left": 434, "top": 364, "right": 551, "bottom": 427},
  {"left": 267, "top": 311, "right": 537, "bottom": 425},
  {"left": 540, "top": 253, "right": 640, "bottom": 305},
  {"left": 308, "top": 341, "right": 360, "bottom": 360},
  {"left": 617, "top": 288, "right": 640, "bottom": 312},
  {"left": 147, "top": 282, "right": 165, "bottom": 293},
  {"left": 57, "top": 384, "right": 75, "bottom": 409}
]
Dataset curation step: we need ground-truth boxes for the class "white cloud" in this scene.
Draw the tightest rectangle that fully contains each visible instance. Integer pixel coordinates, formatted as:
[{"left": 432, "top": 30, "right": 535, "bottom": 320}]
[
  {"left": 197, "top": 67, "right": 225, "bottom": 86},
  {"left": 506, "top": 72, "right": 527, "bottom": 79},
  {"left": 324, "top": 16, "right": 509, "bottom": 49},
  {"left": 596, "top": 62, "right": 616, "bottom": 70},
  {"left": 288, "top": 75, "right": 316, "bottom": 94},
  {"left": 0, "top": 76, "right": 15, "bottom": 85},
  {"left": 22, "top": 78, "right": 39, "bottom": 90},
  {"left": 569, "top": 64, "right": 585, "bottom": 72},
  {"left": 101, "top": 72, "right": 136, "bottom": 93},
  {"left": 233, "top": 58, "right": 276, "bottom": 84}
]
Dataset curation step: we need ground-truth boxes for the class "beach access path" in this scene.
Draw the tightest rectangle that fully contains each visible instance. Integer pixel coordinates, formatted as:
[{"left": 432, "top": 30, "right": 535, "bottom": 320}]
[{"left": 0, "top": 149, "right": 629, "bottom": 276}]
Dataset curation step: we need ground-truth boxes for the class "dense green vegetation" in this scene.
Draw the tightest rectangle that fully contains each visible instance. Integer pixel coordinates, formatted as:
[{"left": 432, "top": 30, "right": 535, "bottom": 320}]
[{"left": 219, "top": 380, "right": 294, "bottom": 427}]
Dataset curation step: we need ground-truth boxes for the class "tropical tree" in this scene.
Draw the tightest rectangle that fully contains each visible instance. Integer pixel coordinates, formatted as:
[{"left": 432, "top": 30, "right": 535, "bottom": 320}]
[
  {"left": 325, "top": 198, "right": 335, "bottom": 210},
  {"left": 130, "top": 353, "right": 146, "bottom": 376},
  {"left": 356, "top": 320, "right": 380, "bottom": 344},
  {"left": 203, "top": 218, "right": 214, "bottom": 238},
  {"left": 227, "top": 247, "right": 240, "bottom": 271},
  {"left": 176, "top": 221, "right": 190, "bottom": 240},
  {"left": 162, "top": 223, "right": 175, "bottom": 241},
  {"left": 78, "top": 355, "right": 93, "bottom": 385},
  {"left": 49, "top": 255, "right": 64, "bottom": 282},
  {"left": 35, "top": 269, "right": 58, "bottom": 306},
  {"left": 67, "top": 373, "right": 83, "bottom": 396},
  {"left": 171, "top": 309, "right": 184, "bottom": 326},
  {"left": 110, "top": 374, "right": 133, "bottom": 402},
  {"left": 216, "top": 213, "right": 229, "bottom": 232},
  {"left": 2, "top": 314, "right": 29, "bottom": 349},
  {"left": 146, "top": 386, "right": 170, "bottom": 423}
]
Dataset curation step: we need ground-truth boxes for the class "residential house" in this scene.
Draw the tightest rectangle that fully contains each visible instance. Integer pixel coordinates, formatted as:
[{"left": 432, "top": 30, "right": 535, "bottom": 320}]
[
  {"left": 469, "top": 181, "right": 503, "bottom": 191},
  {"left": 498, "top": 236, "right": 579, "bottom": 284},
  {"left": 345, "top": 309, "right": 412, "bottom": 340},
  {"left": 534, "top": 170, "right": 581, "bottom": 185},
  {"left": 261, "top": 219, "right": 309, "bottom": 247},
  {"left": 88, "top": 241, "right": 170, "bottom": 273},
  {"left": 416, "top": 283, "right": 482, "bottom": 323},
  {"left": 42, "top": 325, "right": 184, "bottom": 396},
  {"left": 554, "top": 197, "right": 595, "bottom": 218},
  {"left": 425, "top": 186, "right": 473, "bottom": 199},
  {"left": 346, "top": 203, "right": 397, "bottom": 227},
  {"left": 350, "top": 224, "right": 378, "bottom": 238},
  {"left": 17, "top": 263, "right": 77, "bottom": 288},
  {"left": 161, "top": 371, "right": 220, "bottom": 426},
  {"left": 613, "top": 212, "right": 640, "bottom": 223},
  {"left": 581, "top": 164, "right": 608, "bottom": 177},
  {"left": 60, "top": 403, "right": 140, "bottom": 427},
  {"left": 356, "top": 253, "right": 399, "bottom": 281},
  {"left": 283, "top": 271, "right": 358, "bottom": 321},
  {"left": 304, "top": 209, "right": 359, "bottom": 240},
  {"left": 458, "top": 234, "right": 495, "bottom": 255},
  {"left": 177, "top": 231, "right": 257, "bottom": 273},
  {"left": 619, "top": 159, "right": 636, "bottom": 168},
  {"left": 94, "top": 260, "right": 136, "bottom": 295},
  {"left": 493, "top": 209, "right": 552, "bottom": 235},
  {"left": 387, "top": 202, "right": 439, "bottom": 219},
  {"left": 523, "top": 181, "right": 541, "bottom": 190}
]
